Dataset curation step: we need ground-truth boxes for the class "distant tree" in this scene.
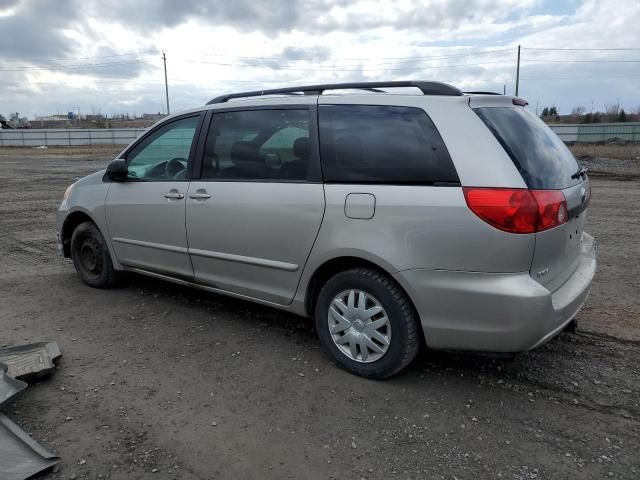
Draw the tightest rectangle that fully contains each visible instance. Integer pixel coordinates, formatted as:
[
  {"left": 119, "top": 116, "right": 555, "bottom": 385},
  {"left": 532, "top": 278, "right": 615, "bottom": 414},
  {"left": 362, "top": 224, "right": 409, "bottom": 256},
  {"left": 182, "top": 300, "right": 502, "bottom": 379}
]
[
  {"left": 604, "top": 103, "right": 620, "bottom": 116},
  {"left": 549, "top": 106, "right": 559, "bottom": 117},
  {"left": 540, "top": 107, "right": 549, "bottom": 118},
  {"left": 582, "top": 113, "right": 592, "bottom": 124},
  {"left": 571, "top": 106, "right": 586, "bottom": 118},
  {"left": 618, "top": 109, "right": 627, "bottom": 122}
]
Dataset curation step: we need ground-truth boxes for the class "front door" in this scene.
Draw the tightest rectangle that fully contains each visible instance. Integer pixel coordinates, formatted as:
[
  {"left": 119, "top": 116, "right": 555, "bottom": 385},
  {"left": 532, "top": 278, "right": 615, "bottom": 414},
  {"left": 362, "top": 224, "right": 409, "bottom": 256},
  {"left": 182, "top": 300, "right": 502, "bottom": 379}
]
[
  {"left": 186, "top": 107, "right": 325, "bottom": 305},
  {"left": 106, "top": 114, "right": 202, "bottom": 279}
]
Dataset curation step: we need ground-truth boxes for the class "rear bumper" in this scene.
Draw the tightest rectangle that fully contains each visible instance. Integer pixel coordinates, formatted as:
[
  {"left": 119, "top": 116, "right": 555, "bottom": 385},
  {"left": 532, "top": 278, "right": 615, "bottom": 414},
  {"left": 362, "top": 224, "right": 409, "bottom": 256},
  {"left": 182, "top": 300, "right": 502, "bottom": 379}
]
[{"left": 393, "top": 233, "right": 596, "bottom": 353}]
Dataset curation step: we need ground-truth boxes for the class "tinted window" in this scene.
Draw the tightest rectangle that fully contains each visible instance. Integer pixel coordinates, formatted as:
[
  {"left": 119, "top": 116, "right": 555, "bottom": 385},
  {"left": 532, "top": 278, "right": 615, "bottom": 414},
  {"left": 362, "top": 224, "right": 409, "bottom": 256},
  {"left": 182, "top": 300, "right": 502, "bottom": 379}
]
[
  {"left": 202, "top": 109, "right": 311, "bottom": 181},
  {"left": 126, "top": 115, "right": 199, "bottom": 180},
  {"left": 318, "top": 105, "right": 458, "bottom": 184},
  {"left": 474, "top": 107, "right": 581, "bottom": 189}
]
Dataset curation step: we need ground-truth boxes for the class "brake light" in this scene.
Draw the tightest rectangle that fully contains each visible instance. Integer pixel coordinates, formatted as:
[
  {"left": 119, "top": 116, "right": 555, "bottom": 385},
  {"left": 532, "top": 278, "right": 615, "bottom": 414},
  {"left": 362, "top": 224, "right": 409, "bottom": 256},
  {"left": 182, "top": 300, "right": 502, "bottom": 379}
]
[{"left": 463, "top": 188, "right": 568, "bottom": 234}]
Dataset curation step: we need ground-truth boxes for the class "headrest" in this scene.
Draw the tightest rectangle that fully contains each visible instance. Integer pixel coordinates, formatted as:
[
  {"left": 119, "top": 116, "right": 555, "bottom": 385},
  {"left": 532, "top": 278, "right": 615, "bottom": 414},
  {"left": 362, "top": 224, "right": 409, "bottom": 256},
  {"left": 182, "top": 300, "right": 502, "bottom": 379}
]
[
  {"left": 230, "top": 141, "right": 261, "bottom": 165},
  {"left": 293, "top": 137, "right": 310, "bottom": 159}
]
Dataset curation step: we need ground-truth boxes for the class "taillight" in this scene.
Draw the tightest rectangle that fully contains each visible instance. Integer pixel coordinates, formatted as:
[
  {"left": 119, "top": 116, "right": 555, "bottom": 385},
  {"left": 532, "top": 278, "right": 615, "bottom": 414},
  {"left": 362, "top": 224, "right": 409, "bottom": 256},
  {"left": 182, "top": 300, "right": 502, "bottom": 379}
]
[
  {"left": 463, "top": 188, "right": 568, "bottom": 234},
  {"left": 532, "top": 190, "right": 568, "bottom": 230}
]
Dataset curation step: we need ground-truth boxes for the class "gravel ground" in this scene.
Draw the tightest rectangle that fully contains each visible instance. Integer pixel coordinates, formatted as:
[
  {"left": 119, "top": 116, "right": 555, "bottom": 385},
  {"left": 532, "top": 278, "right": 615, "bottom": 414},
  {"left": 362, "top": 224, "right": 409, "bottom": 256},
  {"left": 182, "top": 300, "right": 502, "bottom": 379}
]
[{"left": 0, "top": 149, "right": 638, "bottom": 480}]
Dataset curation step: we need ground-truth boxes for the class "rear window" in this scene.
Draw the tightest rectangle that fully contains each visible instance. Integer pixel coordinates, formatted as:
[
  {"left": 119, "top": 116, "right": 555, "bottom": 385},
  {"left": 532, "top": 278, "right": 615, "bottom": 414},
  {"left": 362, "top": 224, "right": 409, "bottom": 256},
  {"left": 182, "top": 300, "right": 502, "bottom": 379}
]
[
  {"left": 318, "top": 105, "right": 459, "bottom": 185},
  {"left": 474, "top": 106, "right": 581, "bottom": 190}
]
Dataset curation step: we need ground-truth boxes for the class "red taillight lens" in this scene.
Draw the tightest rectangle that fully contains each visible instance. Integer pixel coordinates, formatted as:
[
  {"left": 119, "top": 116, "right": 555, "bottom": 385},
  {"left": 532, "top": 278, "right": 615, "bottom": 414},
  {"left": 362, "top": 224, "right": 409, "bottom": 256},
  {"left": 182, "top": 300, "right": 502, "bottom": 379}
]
[
  {"left": 531, "top": 190, "right": 568, "bottom": 230},
  {"left": 463, "top": 188, "right": 568, "bottom": 234}
]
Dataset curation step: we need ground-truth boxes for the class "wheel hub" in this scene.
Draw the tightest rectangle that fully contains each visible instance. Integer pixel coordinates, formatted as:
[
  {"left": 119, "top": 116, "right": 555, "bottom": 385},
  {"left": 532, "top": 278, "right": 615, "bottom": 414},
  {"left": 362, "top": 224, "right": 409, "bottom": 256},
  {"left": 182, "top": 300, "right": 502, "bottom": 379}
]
[
  {"left": 78, "top": 238, "right": 103, "bottom": 277},
  {"left": 327, "top": 289, "right": 391, "bottom": 363},
  {"left": 81, "top": 245, "right": 97, "bottom": 270}
]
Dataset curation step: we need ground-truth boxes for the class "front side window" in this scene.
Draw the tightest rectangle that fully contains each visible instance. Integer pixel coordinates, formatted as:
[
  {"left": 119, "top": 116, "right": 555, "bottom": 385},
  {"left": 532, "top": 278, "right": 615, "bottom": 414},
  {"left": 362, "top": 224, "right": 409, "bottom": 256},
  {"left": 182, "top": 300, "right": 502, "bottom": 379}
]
[
  {"left": 126, "top": 115, "right": 199, "bottom": 180},
  {"left": 318, "top": 105, "right": 459, "bottom": 184},
  {"left": 202, "top": 109, "right": 311, "bottom": 181}
]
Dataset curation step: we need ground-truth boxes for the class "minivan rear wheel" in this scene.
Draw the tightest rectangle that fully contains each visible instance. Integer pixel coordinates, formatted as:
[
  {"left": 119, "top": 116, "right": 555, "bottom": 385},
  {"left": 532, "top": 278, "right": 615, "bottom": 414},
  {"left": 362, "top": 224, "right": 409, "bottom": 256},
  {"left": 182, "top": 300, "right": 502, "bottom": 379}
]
[
  {"left": 70, "top": 221, "right": 118, "bottom": 289},
  {"left": 315, "top": 267, "right": 420, "bottom": 379}
]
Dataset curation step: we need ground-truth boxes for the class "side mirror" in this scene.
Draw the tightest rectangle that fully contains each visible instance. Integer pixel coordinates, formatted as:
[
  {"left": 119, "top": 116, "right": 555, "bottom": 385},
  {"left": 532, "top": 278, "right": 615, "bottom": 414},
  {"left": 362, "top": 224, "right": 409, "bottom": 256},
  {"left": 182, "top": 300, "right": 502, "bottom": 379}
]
[{"left": 105, "top": 159, "right": 128, "bottom": 181}]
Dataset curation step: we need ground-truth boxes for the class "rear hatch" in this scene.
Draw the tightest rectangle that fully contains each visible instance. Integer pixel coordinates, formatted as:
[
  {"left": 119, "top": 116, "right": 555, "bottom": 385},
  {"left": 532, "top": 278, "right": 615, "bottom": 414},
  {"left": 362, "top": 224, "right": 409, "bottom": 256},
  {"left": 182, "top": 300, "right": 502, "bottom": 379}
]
[{"left": 473, "top": 104, "right": 590, "bottom": 291}]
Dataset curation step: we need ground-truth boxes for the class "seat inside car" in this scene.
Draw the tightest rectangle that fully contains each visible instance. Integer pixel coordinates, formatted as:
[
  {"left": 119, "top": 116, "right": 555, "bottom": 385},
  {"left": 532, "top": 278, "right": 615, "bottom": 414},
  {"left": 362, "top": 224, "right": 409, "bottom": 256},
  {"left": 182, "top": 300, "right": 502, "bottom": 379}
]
[
  {"left": 224, "top": 141, "right": 269, "bottom": 178},
  {"left": 281, "top": 136, "right": 310, "bottom": 179}
]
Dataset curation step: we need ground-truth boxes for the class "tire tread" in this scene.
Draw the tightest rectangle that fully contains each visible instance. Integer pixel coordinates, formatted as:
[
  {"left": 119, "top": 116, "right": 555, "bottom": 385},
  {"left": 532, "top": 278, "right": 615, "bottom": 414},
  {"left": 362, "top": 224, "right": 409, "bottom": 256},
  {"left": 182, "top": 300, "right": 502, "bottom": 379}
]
[
  {"left": 71, "top": 221, "right": 118, "bottom": 289},
  {"left": 315, "top": 267, "right": 420, "bottom": 379}
]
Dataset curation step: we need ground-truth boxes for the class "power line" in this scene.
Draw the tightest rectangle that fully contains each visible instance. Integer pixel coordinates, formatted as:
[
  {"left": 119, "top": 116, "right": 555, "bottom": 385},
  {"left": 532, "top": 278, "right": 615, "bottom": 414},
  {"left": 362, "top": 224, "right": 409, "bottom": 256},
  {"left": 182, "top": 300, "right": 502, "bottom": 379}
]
[
  {"left": 10, "top": 76, "right": 296, "bottom": 86},
  {"left": 181, "top": 58, "right": 513, "bottom": 72},
  {"left": 16, "top": 70, "right": 639, "bottom": 88},
  {"left": 1, "top": 48, "right": 514, "bottom": 74},
  {"left": 189, "top": 48, "right": 514, "bottom": 64},
  {"left": 19, "top": 51, "right": 157, "bottom": 62},
  {"left": 0, "top": 59, "right": 153, "bottom": 72},
  {"left": 523, "top": 47, "right": 640, "bottom": 51},
  {"left": 16, "top": 79, "right": 161, "bottom": 86},
  {"left": 522, "top": 73, "right": 640, "bottom": 80},
  {"left": 522, "top": 59, "right": 640, "bottom": 63}
]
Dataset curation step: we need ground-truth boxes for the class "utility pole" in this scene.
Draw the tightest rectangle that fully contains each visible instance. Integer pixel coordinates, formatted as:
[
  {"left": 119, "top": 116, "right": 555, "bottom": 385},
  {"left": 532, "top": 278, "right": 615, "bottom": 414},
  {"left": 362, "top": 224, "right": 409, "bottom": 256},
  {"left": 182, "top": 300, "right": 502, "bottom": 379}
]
[
  {"left": 515, "top": 45, "right": 521, "bottom": 97},
  {"left": 162, "top": 50, "right": 170, "bottom": 115}
]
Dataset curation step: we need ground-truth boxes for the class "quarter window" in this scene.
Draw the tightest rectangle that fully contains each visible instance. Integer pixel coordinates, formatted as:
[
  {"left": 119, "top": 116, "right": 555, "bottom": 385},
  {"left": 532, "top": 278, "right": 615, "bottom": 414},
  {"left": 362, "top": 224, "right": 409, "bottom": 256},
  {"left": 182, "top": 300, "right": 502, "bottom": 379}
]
[
  {"left": 474, "top": 107, "right": 581, "bottom": 190},
  {"left": 126, "top": 115, "right": 199, "bottom": 180},
  {"left": 202, "top": 109, "right": 311, "bottom": 181},
  {"left": 318, "top": 105, "right": 458, "bottom": 184}
]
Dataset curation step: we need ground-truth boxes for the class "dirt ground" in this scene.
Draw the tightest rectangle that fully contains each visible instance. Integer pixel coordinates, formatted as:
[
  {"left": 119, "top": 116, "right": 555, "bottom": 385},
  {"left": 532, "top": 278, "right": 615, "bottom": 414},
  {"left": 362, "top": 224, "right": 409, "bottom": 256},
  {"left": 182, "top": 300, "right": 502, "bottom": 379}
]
[{"left": 0, "top": 147, "right": 638, "bottom": 480}]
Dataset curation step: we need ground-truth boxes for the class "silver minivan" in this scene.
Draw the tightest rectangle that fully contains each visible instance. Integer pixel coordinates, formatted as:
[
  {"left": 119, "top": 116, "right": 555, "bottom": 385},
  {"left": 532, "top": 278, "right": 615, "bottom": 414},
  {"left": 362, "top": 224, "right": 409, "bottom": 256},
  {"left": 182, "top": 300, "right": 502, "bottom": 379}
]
[{"left": 57, "top": 81, "right": 596, "bottom": 378}]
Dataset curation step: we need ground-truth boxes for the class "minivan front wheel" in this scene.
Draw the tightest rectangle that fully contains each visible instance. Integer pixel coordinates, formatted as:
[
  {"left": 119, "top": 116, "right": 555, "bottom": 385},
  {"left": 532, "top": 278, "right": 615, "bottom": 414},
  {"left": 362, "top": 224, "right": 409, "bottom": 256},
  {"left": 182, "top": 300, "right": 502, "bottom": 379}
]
[
  {"left": 70, "top": 221, "right": 118, "bottom": 289},
  {"left": 315, "top": 268, "right": 420, "bottom": 379}
]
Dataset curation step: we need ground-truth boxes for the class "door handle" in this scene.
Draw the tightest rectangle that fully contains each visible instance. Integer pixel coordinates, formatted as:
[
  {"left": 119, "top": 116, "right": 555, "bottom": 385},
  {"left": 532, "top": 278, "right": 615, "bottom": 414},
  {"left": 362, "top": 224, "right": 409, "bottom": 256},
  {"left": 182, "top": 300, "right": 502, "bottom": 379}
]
[
  {"left": 164, "top": 192, "right": 185, "bottom": 199},
  {"left": 189, "top": 191, "right": 211, "bottom": 200}
]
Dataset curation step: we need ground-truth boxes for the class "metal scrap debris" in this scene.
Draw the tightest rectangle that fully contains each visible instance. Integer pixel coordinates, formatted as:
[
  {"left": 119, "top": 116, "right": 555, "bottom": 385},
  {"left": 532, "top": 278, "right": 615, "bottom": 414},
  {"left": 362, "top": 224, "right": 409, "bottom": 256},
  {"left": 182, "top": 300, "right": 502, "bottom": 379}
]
[
  {"left": 0, "top": 365, "right": 27, "bottom": 407},
  {"left": 0, "top": 342, "right": 61, "bottom": 379},
  {"left": 0, "top": 413, "right": 60, "bottom": 480},
  {"left": 0, "top": 342, "right": 61, "bottom": 479}
]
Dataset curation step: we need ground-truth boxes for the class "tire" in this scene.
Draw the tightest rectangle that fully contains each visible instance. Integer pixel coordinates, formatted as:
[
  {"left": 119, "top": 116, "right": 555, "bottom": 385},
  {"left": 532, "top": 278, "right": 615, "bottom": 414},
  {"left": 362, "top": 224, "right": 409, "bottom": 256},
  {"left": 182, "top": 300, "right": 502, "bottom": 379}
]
[
  {"left": 70, "top": 221, "right": 118, "bottom": 289},
  {"left": 315, "top": 267, "right": 420, "bottom": 379}
]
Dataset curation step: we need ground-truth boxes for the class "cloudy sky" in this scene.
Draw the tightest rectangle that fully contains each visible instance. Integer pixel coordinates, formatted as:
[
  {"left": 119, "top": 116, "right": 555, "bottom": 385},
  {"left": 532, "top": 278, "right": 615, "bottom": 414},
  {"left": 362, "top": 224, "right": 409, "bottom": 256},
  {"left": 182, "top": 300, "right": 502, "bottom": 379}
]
[{"left": 1, "top": 0, "right": 639, "bottom": 118}]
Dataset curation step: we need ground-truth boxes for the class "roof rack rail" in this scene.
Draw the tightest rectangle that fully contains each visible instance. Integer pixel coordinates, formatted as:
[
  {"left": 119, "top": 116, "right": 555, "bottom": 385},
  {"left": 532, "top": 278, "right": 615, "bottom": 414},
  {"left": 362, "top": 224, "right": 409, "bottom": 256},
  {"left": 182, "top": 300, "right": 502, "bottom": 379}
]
[
  {"left": 463, "top": 91, "right": 502, "bottom": 95},
  {"left": 207, "top": 81, "right": 463, "bottom": 104}
]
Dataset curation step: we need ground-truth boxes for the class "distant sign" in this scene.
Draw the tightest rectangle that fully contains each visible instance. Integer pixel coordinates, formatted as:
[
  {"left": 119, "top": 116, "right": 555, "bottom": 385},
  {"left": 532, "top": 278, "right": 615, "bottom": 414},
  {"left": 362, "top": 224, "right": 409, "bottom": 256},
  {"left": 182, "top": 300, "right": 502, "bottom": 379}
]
[{"left": 67, "top": 112, "right": 74, "bottom": 120}]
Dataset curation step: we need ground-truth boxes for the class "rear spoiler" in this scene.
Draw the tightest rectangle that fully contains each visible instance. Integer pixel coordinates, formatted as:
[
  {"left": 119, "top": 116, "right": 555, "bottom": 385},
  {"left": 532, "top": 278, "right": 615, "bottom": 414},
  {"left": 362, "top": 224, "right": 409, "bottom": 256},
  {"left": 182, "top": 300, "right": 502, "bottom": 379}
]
[{"left": 466, "top": 95, "right": 529, "bottom": 108}]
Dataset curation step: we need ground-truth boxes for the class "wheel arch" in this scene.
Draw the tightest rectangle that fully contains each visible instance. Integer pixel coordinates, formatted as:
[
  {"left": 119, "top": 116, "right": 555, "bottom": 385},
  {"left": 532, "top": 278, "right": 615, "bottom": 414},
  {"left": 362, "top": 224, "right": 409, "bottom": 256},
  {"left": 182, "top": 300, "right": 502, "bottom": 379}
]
[
  {"left": 303, "top": 256, "right": 421, "bottom": 331},
  {"left": 61, "top": 209, "right": 107, "bottom": 259}
]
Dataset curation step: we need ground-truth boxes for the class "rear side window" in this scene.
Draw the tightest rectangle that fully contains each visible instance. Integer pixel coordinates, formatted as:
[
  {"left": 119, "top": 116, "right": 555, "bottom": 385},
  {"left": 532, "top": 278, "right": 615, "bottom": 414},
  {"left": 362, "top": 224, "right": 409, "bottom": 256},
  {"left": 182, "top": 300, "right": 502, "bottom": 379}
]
[
  {"left": 474, "top": 107, "right": 581, "bottom": 190},
  {"left": 202, "top": 109, "right": 311, "bottom": 181},
  {"left": 319, "top": 105, "right": 459, "bottom": 185}
]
